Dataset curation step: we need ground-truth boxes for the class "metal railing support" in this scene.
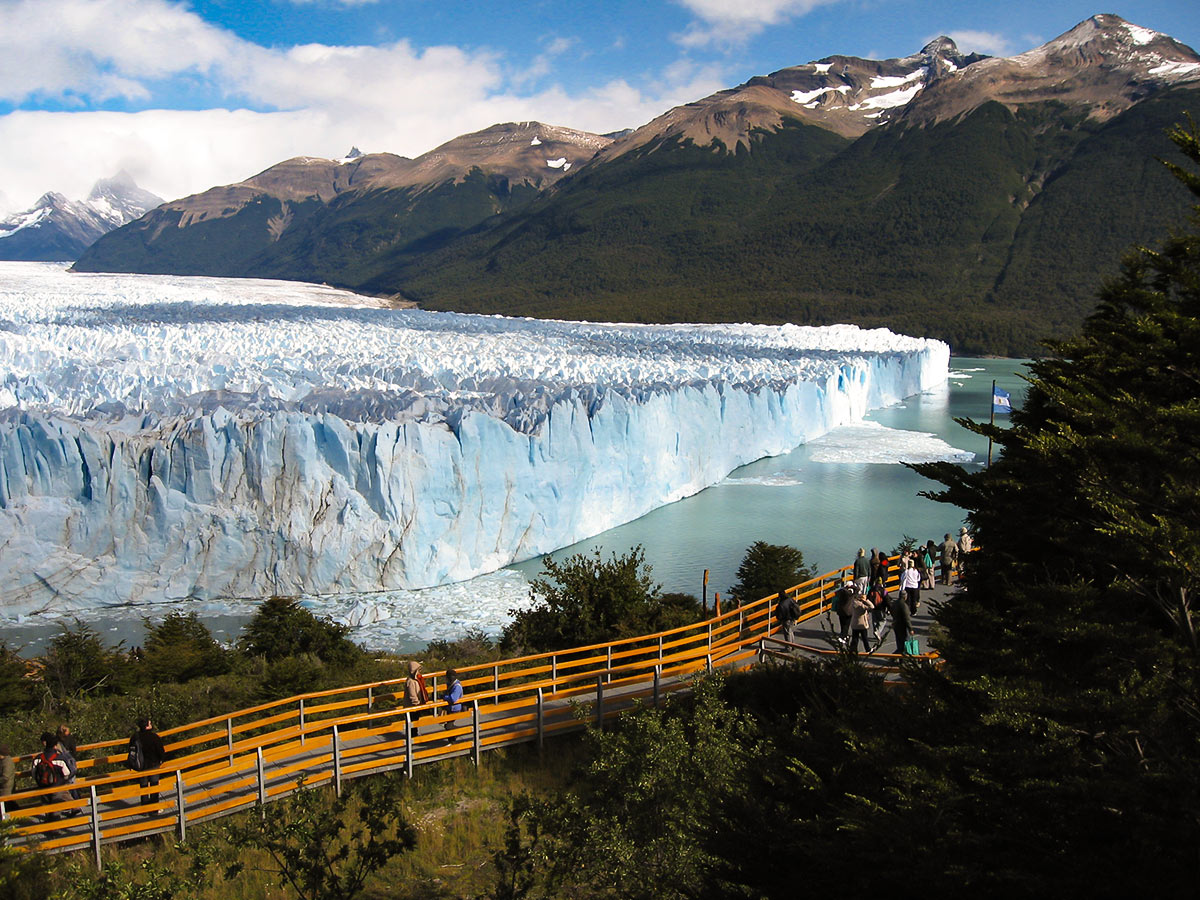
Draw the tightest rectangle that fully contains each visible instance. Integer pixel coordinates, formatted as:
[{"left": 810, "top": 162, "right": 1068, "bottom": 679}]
[
  {"left": 471, "top": 700, "right": 481, "bottom": 767},
  {"left": 654, "top": 665, "right": 661, "bottom": 708},
  {"left": 298, "top": 698, "right": 306, "bottom": 747},
  {"left": 176, "top": 773, "right": 186, "bottom": 842},
  {"left": 404, "top": 715, "right": 413, "bottom": 779},
  {"left": 706, "top": 654, "right": 713, "bottom": 674},
  {"left": 708, "top": 622, "right": 713, "bottom": 649},
  {"left": 0, "top": 800, "right": 6, "bottom": 821},
  {"left": 89, "top": 784, "right": 102, "bottom": 871},
  {"left": 536, "top": 687, "right": 544, "bottom": 751},
  {"left": 226, "top": 718, "right": 234, "bottom": 767},
  {"left": 493, "top": 666, "right": 500, "bottom": 703},
  {"left": 606, "top": 646, "right": 612, "bottom": 682},
  {"left": 658, "top": 634, "right": 664, "bottom": 661},
  {"left": 256, "top": 747, "right": 266, "bottom": 817},
  {"left": 551, "top": 655, "right": 557, "bottom": 692},
  {"left": 333, "top": 725, "right": 343, "bottom": 796},
  {"left": 367, "top": 685, "right": 374, "bottom": 710},
  {"left": 596, "top": 676, "right": 604, "bottom": 729}
]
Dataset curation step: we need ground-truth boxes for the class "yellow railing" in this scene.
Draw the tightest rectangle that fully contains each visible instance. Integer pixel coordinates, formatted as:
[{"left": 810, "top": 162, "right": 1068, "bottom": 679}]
[{"left": 0, "top": 555, "right": 940, "bottom": 860}]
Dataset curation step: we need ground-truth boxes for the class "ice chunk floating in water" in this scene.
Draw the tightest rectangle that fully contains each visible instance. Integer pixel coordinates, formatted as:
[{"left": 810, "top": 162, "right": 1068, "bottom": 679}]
[{"left": 0, "top": 262, "right": 949, "bottom": 618}]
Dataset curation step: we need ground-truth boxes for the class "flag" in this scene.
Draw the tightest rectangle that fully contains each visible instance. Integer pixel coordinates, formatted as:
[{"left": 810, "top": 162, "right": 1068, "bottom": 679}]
[{"left": 993, "top": 387, "right": 1012, "bottom": 415}]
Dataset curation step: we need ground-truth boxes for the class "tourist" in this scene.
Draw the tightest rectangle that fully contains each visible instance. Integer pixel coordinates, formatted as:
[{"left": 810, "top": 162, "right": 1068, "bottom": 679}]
[
  {"left": 404, "top": 660, "right": 429, "bottom": 736},
  {"left": 852, "top": 547, "right": 870, "bottom": 595},
  {"left": 902, "top": 557, "right": 921, "bottom": 615},
  {"left": 920, "top": 541, "right": 936, "bottom": 589},
  {"left": 847, "top": 588, "right": 874, "bottom": 654},
  {"left": 868, "top": 578, "right": 889, "bottom": 642},
  {"left": 0, "top": 742, "right": 16, "bottom": 804},
  {"left": 877, "top": 552, "right": 891, "bottom": 594},
  {"left": 834, "top": 579, "right": 856, "bottom": 642},
  {"left": 957, "top": 526, "right": 974, "bottom": 583},
  {"left": 888, "top": 591, "right": 914, "bottom": 655},
  {"left": 442, "top": 669, "right": 464, "bottom": 741},
  {"left": 939, "top": 533, "right": 957, "bottom": 585},
  {"left": 128, "top": 717, "right": 167, "bottom": 807},
  {"left": 31, "top": 731, "right": 73, "bottom": 820},
  {"left": 775, "top": 588, "right": 799, "bottom": 644}
]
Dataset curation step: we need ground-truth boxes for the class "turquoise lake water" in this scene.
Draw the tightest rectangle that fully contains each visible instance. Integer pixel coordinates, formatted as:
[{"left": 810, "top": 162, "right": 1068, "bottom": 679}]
[{"left": 509, "top": 357, "right": 1028, "bottom": 600}]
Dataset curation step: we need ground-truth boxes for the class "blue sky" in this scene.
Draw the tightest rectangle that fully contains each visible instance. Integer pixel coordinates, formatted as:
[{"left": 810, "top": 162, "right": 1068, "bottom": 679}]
[{"left": 0, "top": 0, "right": 1197, "bottom": 213}]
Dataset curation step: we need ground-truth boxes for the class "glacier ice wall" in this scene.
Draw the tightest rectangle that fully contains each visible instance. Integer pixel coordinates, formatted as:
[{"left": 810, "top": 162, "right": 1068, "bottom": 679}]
[{"left": 0, "top": 262, "right": 949, "bottom": 616}]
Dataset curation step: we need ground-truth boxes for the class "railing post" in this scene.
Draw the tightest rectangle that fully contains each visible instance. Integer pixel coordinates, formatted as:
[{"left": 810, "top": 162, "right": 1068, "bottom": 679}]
[
  {"left": 596, "top": 676, "right": 604, "bottom": 730},
  {"left": 653, "top": 665, "right": 661, "bottom": 708},
  {"left": 493, "top": 665, "right": 500, "bottom": 704},
  {"left": 404, "top": 714, "right": 413, "bottom": 779},
  {"left": 175, "top": 772, "right": 186, "bottom": 842},
  {"left": 227, "top": 718, "right": 234, "bottom": 767},
  {"left": 657, "top": 634, "right": 664, "bottom": 662},
  {"left": 536, "top": 687, "right": 544, "bottom": 751},
  {"left": 550, "top": 655, "right": 557, "bottom": 693},
  {"left": 708, "top": 621, "right": 714, "bottom": 649},
  {"left": 472, "top": 700, "right": 481, "bottom": 767},
  {"left": 606, "top": 646, "right": 612, "bottom": 682},
  {"left": 706, "top": 653, "right": 713, "bottom": 674},
  {"left": 368, "top": 685, "right": 374, "bottom": 710},
  {"left": 0, "top": 800, "right": 6, "bottom": 821},
  {"left": 256, "top": 747, "right": 266, "bottom": 817},
  {"left": 430, "top": 675, "right": 439, "bottom": 708},
  {"left": 299, "top": 698, "right": 306, "bottom": 747},
  {"left": 333, "top": 725, "right": 343, "bottom": 796},
  {"left": 89, "top": 784, "right": 102, "bottom": 872}
]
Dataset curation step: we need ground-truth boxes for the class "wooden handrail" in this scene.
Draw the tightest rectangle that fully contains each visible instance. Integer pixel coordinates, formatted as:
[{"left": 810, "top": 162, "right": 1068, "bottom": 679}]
[{"left": 1, "top": 554, "right": 944, "bottom": 857}]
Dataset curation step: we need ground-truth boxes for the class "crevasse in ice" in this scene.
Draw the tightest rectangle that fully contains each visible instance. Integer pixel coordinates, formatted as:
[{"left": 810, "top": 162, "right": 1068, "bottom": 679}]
[{"left": 0, "top": 262, "right": 949, "bottom": 616}]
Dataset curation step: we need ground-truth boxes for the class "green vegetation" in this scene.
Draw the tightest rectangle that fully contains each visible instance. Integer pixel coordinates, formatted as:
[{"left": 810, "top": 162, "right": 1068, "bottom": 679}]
[
  {"left": 726, "top": 540, "right": 812, "bottom": 605},
  {"left": 501, "top": 546, "right": 702, "bottom": 654}
]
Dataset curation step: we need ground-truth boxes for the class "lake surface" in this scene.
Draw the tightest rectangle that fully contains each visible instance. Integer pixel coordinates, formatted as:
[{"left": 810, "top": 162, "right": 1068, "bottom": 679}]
[
  {"left": 8, "top": 356, "right": 1027, "bottom": 656},
  {"left": 510, "top": 356, "right": 1028, "bottom": 601}
]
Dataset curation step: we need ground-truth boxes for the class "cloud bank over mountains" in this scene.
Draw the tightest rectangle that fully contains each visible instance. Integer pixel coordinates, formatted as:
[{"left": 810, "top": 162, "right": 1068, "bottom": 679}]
[{"left": 0, "top": 0, "right": 727, "bottom": 213}]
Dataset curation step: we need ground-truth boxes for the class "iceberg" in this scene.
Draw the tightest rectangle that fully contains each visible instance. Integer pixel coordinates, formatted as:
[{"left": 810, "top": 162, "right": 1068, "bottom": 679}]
[{"left": 0, "top": 262, "right": 949, "bottom": 617}]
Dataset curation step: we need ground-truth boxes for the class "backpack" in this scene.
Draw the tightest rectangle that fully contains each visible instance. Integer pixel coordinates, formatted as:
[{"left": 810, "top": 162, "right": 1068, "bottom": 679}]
[
  {"left": 126, "top": 735, "right": 145, "bottom": 771},
  {"left": 34, "top": 750, "right": 64, "bottom": 787}
]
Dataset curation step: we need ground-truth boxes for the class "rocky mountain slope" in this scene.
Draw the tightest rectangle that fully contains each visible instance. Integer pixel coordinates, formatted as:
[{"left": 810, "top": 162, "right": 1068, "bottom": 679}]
[
  {"left": 0, "top": 171, "right": 161, "bottom": 261},
  {"left": 75, "top": 122, "right": 610, "bottom": 284},
  {"left": 75, "top": 15, "right": 1200, "bottom": 355}
]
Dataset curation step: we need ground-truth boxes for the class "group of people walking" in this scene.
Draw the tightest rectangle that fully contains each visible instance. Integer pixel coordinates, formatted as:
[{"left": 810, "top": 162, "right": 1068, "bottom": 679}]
[
  {"left": 0, "top": 718, "right": 167, "bottom": 820},
  {"left": 775, "top": 529, "right": 973, "bottom": 658}
]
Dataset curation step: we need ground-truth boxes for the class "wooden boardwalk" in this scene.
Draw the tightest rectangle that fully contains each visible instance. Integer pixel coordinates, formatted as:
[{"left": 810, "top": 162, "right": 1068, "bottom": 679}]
[{"left": 0, "top": 560, "right": 955, "bottom": 865}]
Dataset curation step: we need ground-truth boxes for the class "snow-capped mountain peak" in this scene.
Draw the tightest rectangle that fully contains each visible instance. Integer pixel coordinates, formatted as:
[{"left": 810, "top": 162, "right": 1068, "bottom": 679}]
[{"left": 0, "top": 173, "right": 162, "bottom": 261}]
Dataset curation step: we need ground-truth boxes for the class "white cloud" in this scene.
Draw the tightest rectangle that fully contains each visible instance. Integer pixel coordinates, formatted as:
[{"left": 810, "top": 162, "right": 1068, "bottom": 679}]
[
  {"left": 943, "top": 29, "right": 1017, "bottom": 57},
  {"left": 672, "top": 0, "right": 840, "bottom": 46},
  {"left": 0, "top": 0, "right": 736, "bottom": 214}
]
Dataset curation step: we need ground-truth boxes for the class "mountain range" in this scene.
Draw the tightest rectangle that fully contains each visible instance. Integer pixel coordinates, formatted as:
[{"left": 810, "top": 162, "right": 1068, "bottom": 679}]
[
  {"left": 0, "top": 172, "right": 162, "bottom": 261},
  {"left": 73, "top": 14, "right": 1200, "bottom": 356}
]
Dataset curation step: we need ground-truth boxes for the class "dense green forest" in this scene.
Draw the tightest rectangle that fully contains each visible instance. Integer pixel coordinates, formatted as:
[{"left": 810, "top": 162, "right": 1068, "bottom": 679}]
[{"left": 390, "top": 90, "right": 1198, "bottom": 356}]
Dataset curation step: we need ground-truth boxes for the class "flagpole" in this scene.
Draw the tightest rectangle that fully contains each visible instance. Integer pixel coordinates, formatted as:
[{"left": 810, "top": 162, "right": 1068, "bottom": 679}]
[{"left": 987, "top": 379, "right": 996, "bottom": 469}]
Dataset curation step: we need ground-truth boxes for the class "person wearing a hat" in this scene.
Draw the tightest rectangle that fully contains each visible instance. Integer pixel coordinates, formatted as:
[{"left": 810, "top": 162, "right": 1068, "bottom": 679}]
[
  {"left": 403, "top": 660, "right": 429, "bottom": 736},
  {"left": 939, "top": 533, "right": 957, "bottom": 585}
]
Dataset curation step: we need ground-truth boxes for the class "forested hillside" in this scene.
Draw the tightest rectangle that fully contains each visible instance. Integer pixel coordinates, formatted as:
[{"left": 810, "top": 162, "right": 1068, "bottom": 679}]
[{"left": 388, "top": 88, "right": 1199, "bottom": 356}]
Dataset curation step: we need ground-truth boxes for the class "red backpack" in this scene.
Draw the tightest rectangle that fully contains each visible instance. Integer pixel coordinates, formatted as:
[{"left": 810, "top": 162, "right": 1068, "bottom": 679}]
[{"left": 34, "top": 749, "right": 64, "bottom": 787}]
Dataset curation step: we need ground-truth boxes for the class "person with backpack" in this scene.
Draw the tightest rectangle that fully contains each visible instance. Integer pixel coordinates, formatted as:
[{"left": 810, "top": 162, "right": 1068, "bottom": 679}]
[
  {"left": 775, "top": 587, "right": 799, "bottom": 644},
  {"left": 128, "top": 717, "right": 167, "bottom": 808},
  {"left": 441, "top": 669, "right": 464, "bottom": 742},
  {"left": 403, "top": 660, "right": 429, "bottom": 736},
  {"left": 32, "top": 731, "right": 73, "bottom": 820}
]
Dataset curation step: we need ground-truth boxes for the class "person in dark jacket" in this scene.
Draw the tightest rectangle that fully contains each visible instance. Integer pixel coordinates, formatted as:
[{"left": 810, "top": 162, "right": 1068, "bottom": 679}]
[
  {"left": 130, "top": 717, "right": 167, "bottom": 807},
  {"left": 776, "top": 588, "right": 799, "bottom": 643},
  {"left": 888, "top": 592, "right": 914, "bottom": 655}
]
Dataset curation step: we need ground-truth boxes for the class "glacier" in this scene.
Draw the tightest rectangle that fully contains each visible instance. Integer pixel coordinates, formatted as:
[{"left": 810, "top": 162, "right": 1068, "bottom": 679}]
[{"left": 0, "top": 261, "right": 949, "bottom": 618}]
